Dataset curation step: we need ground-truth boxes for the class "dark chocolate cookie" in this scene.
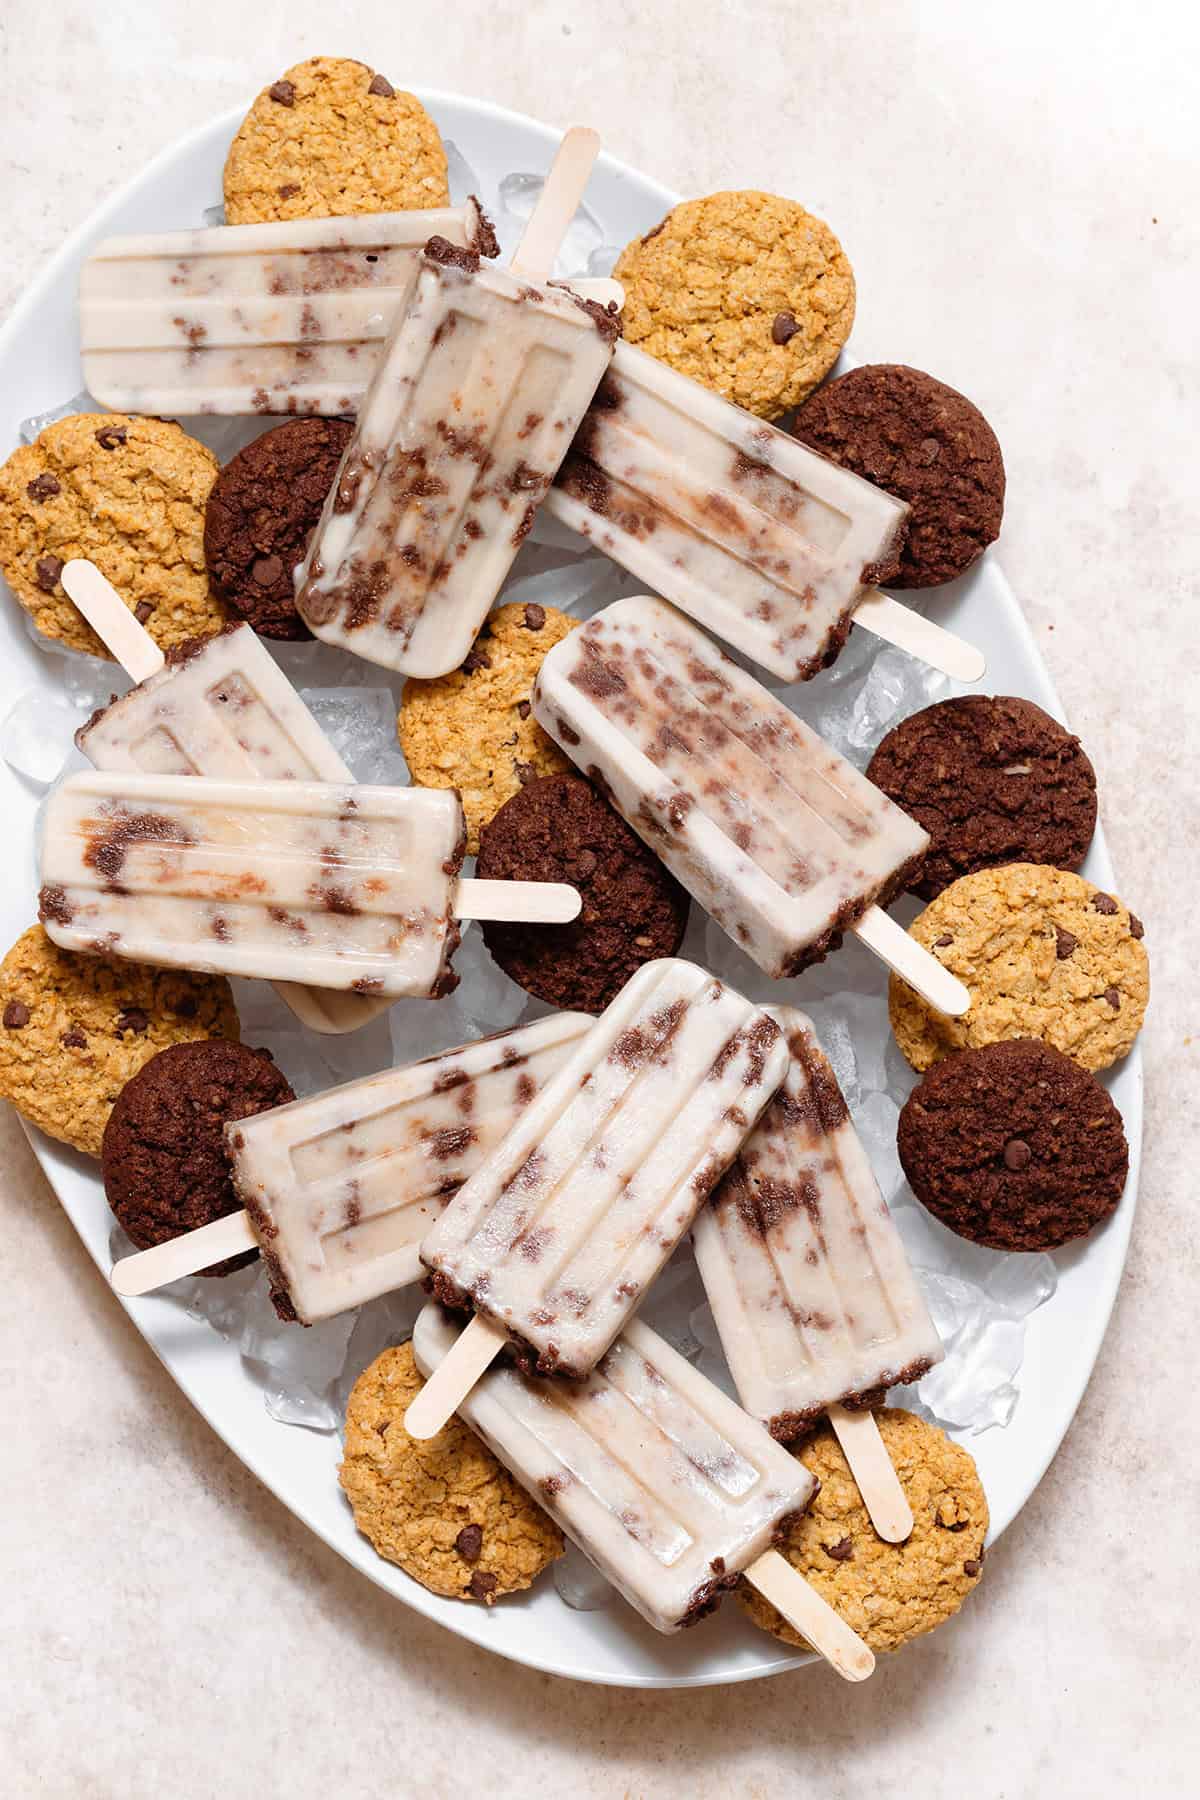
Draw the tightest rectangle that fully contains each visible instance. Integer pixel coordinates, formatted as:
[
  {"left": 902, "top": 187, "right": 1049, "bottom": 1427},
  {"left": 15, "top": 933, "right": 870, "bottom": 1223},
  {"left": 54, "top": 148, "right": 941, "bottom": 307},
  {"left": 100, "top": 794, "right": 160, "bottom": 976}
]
[
  {"left": 475, "top": 773, "right": 689, "bottom": 1013},
  {"left": 792, "top": 364, "right": 1005, "bottom": 588},
  {"left": 867, "top": 696, "right": 1097, "bottom": 900},
  {"left": 897, "top": 1038, "right": 1128, "bottom": 1251},
  {"left": 204, "top": 418, "right": 352, "bottom": 638},
  {"left": 101, "top": 1039, "right": 294, "bottom": 1275}
]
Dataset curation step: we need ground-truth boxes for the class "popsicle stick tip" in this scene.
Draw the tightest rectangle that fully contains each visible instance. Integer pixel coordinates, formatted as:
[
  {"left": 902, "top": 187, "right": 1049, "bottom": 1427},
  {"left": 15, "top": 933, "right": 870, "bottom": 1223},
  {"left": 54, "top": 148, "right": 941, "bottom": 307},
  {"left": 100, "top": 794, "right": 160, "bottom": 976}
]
[
  {"left": 746, "top": 1549, "right": 875, "bottom": 1683},
  {"left": 455, "top": 877, "right": 581, "bottom": 924},
  {"left": 403, "top": 1313, "right": 506, "bottom": 1440},
  {"left": 510, "top": 126, "right": 603, "bottom": 282},
  {"left": 855, "top": 590, "right": 986, "bottom": 684},
  {"left": 853, "top": 906, "right": 971, "bottom": 1017},
  {"left": 829, "top": 1405, "right": 914, "bottom": 1544},
  {"left": 110, "top": 1210, "right": 257, "bottom": 1297},
  {"left": 60, "top": 558, "right": 164, "bottom": 682}
]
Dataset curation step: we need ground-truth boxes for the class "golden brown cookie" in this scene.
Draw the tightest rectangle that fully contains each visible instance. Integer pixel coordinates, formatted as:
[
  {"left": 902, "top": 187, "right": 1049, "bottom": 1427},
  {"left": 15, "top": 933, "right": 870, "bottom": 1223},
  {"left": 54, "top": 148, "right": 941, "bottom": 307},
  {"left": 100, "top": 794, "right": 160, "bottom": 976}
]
[
  {"left": 340, "top": 1343, "right": 562, "bottom": 1603},
  {"left": 739, "top": 1409, "right": 987, "bottom": 1654},
  {"left": 613, "top": 190, "right": 855, "bottom": 418},
  {"left": 224, "top": 57, "right": 449, "bottom": 225},
  {"left": 0, "top": 414, "right": 223, "bottom": 658},
  {"left": 890, "top": 863, "right": 1148, "bottom": 1074},
  {"left": 398, "top": 601, "right": 580, "bottom": 854},
  {"left": 0, "top": 925, "right": 240, "bottom": 1158}
]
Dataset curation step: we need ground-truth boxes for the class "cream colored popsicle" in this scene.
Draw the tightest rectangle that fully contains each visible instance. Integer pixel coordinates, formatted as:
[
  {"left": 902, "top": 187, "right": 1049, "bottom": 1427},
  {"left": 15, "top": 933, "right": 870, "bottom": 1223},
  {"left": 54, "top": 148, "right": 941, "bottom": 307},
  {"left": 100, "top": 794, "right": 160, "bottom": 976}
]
[
  {"left": 109, "top": 1012, "right": 591, "bottom": 1314},
  {"left": 294, "top": 127, "right": 619, "bottom": 676},
  {"left": 693, "top": 1007, "right": 943, "bottom": 1541},
  {"left": 404, "top": 958, "right": 788, "bottom": 1440},
  {"left": 63, "top": 559, "right": 387, "bottom": 1035},
  {"left": 546, "top": 342, "right": 984, "bottom": 683},
  {"left": 532, "top": 595, "right": 968, "bottom": 1015},
  {"left": 38, "top": 771, "right": 580, "bottom": 995},
  {"left": 412, "top": 1304, "right": 873, "bottom": 1678},
  {"left": 79, "top": 200, "right": 497, "bottom": 416}
]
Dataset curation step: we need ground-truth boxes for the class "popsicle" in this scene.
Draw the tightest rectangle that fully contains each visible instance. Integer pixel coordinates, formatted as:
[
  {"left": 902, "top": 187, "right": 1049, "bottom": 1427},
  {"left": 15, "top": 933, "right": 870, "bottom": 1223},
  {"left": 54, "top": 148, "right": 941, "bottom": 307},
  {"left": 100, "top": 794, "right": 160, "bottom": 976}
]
[
  {"left": 109, "top": 1011, "right": 592, "bottom": 1315},
  {"left": 545, "top": 342, "right": 984, "bottom": 684},
  {"left": 79, "top": 199, "right": 498, "bottom": 417},
  {"left": 404, "top": 957, "right": 788, "bottom": 1440},
  {"left": 38, "top": 770, "right": 580, "bottom": 995},
  {"left": 294, "top": 127, "right": 620, "bottom": 677},
  {"left": 693, "top": 1007, "right": 943, "bottom": 1541},
  {"left": 532, "top": 594, "right": 969, "bottom": 1016},
  {"left": 413, "top": 1304, "right": 874, "bottom": 1680},
  {"left": 63, "top": 558, "right": 386, "bottom": 1035}
]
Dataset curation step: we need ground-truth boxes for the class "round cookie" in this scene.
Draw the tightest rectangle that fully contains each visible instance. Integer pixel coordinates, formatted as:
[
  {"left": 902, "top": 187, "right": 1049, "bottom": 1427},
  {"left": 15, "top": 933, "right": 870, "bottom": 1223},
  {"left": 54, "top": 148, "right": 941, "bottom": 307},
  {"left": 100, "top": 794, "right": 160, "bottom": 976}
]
[
  {"left": 867, "top": 696, "right": 1097, "bottom": 900},
  {"left": 476, "top": 774, "right": 690, "bottom": 1012},
  {"left": 340, "top": 1342, "right": 563, "bottom": 1603},
  {"left": 204, "top": 418, "right": 352, "bottom": 639},
  {"left": 738, "top": 1409, "right": 988, "bottom": 1655},
  {"left": 898, "top": 1039, "right": 1128, "bottom": 1251},
  {"left": 793, "top": 364, "right": 1005, "bottom": 588},
  {"left": 101, "top": 1040, "right": 294, "bottom": 1275},
  {"left": 890, "top": 864, "right": 1148, "bottom": 1073},
  {"left": 224, "top": 57, "right": 449, "bottom": 226},
  {"left": 0, "top": 414, "right": 224, "bottom": 658},
  {"left": 0, "top": 926, "right": 239, "bottom": 1158},
  {"left": 398, "top": 601, "right": 580, "bottom": 854},
  {"left": 613, "top": 191, "right": 855, "bottom": 418}
]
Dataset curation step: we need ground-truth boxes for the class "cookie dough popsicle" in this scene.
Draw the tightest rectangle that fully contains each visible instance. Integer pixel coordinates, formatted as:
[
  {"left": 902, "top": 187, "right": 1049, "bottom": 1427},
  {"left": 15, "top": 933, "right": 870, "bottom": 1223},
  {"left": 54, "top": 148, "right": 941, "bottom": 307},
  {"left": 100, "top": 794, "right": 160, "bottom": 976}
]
[
  {"left": 693, "top": 1007, "right": 943, "bottom": 1541},
  {"left": 403, "top": 958, "right": 788, "bottom": 1440},
  {"left": 413, "top": 1304, "right": 873, "bottom": 1679},
  {"left": 294, "top": 128, "right": 620, "bottom": 677},
  {"left": 109, "top": 1011, "right": 591, "bottom": 1309},
  {"left": 546, "top": 343, "right": 984, "bottom": 683},
  {"left": 79, "top": 199, "right": 497, "bottom": 417},
  {"left": 533, "top": 595, "right": 969, "bottom": 1016},
  {"left": 63, "top": 558, "right": 385, "bottom": 1036},
  {"left": 38, "top": 770, "right": 580, "bottom": 994}
]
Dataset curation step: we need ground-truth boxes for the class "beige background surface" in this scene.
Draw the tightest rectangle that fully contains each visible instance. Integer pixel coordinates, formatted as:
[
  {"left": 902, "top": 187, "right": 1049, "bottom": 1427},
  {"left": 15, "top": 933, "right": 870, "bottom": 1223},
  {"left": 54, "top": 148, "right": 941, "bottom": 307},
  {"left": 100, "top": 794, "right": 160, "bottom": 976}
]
[{"left": 1, "top": 3, "right": 1197, "bottom": 1794}]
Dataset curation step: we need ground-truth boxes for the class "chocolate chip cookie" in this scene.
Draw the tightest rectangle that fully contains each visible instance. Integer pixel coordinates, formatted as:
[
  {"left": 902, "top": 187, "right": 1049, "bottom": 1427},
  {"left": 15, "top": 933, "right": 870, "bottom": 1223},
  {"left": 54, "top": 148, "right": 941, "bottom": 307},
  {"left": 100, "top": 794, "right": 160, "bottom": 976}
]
[
  {"left": 340, "top": 1343, "right": 563, "bottom": 1603},
  {"left": 793, "top": 364, "right": 1005, "bottom": 587},
  {"left": 867, "top": 696, "right": 1097, "bottom": 899},
  {"left": 898, "top": 1039, "right": 1129, "bottom": 1250},
  {"left": 101, "top": 1040, "right": 293, "bottom": 1275},
  {"left": 476, "top": 774, "right": 690, "bottom": 1012},
  {"left": 890, "top": 864, "right": 1148, "bottom": 1073},
  {"left": 204, "top": 418, "right": 353, "bottom": 639}
]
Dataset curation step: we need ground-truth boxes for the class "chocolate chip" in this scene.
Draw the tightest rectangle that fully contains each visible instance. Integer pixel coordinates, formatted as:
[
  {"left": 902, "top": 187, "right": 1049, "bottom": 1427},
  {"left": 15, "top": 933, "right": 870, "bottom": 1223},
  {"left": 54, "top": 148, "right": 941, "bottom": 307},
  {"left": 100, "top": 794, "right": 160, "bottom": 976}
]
[
  {"left": 94, "top": 425, "right": 128, "bottom": 450},
  {"left": 963, "top": 1558, "right": 982, "bottom": 1577},
  {"left": 26, "top": 473, "right": 60, "bottom": 502},
  {"left": 35, "top": 556, "right": 64, "bottom": 593},
  {"left": 134, "top": 601, "right": 155, "bottom": 625},
  {"left": 1129, "top": 913, "right": 1144, "bottom": 940},
  {"left": 455, "top": 1523, "right": 483, "bottom": 1563},
  {"left": 252, "top": 555, "right": 283, "bottom": 587},
  {"left": 523, "top": 603, "right": 546, "bottom": 630},
  {"left": 466, "top": 1569, "right": 498, "bottom": 1601},
  {"left": 277, "top": 183, "right": 300, "bottom": 200},
  {"left": 368, "top": 73, "right": 395, "bottom": 97},
  {"left": 116, "top": 1007, "right": 149, "bottom": 1035},
  {"left": 1003, "top": 1138, "right": 1032, "bottom": 1171},
  {"left": 824, "top": 1537, "right": 854, "bottom": 1562},
  {"left": 514, "top": 761, "right": 537, "bottom": 785},
  {"left": 1091, "top": 892, "right": 1118, "bottom": 915},
  {"left": 516, "top": 699, "right": 531, "bottom": 719},
  {"left": 60, "top": 1027, "right": 88, "bottom": 1049},
  {"left": 771, "top": 312, "right": 799, "bottom": 345},
  {"left": 3, "top": 1001, "right": 30, "bottom": 1029},
  {"left": 171, "top": 995, "right": 197, "bottom": 1019},
  {"left": 269, "top": 80, "right": 296, "bottom": 106},
  {"left": 461, "top": 646, "right": 492, "bottom": 674},
  {"left": 934, "top": 933, "right": 954, "bottom": 949},
  {"left": 1055, "top": 926, "right": 1077, "bottom": 960},
  {"left": 1104, "top": 986, "right": 1121, "bottom": 1010}
]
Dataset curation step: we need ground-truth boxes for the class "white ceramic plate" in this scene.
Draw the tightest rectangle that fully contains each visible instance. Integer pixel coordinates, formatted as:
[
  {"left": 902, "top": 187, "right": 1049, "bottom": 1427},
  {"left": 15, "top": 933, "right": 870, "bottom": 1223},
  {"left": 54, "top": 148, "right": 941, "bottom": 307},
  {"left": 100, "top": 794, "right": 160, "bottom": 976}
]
[{"left": 0, "top": 89, "right": 1141, "bottom": 1687}]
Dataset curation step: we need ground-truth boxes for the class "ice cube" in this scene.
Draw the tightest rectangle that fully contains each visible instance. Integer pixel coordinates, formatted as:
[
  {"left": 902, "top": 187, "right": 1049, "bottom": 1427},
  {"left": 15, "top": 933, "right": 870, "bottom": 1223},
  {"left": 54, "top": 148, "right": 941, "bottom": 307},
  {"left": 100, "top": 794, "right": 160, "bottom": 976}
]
[
  {"left": 240, "top": 1278, "right": 356, "bottom": 1432},
  {"left": 495, "top": 171, "right": 603, "bottom": 276},
  {"left": 554, "top": 1543, "right": 614, "bottom": 1612},
  {"left": 20, "top": 391, "right": 97, "bottom": 444},
  {"left": 453, "top": 926, "right": 528, "bottom": 1036},
  {"left": 201, "top": 202, "right": 226, "bottom": 228},
  {"left": 334, "top": 1288, "right": 425, "bottom": 1425},
  {"left": 1, "top": 690, "right": 80, "bottom": 787},
  {"left": 298, "top": 686, "right": 404, "bottom": 781},
  {"left": 443, "top": 140, "right": 484, "bottom": 208}
]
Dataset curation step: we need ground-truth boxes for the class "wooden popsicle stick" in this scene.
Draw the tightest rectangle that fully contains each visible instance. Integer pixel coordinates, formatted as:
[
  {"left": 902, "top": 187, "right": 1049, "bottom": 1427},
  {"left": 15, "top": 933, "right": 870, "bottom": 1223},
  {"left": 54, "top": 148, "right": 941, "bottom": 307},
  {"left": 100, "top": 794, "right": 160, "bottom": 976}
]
[
  {"left": 509, "top": 127, "right": 602, "bottom": 281},
  {"left": 853, "top": 905, "right": 969, "bottom": 1017},
  {"left": 111, "top": 1211, "right": 257, "bottom": 1297},
  {"left": 568, "top": 277, "right": 625, "bottom": 309},
  {"left": 403, "top": 1313, "right": 508, "bottom": 1439},
  {"left": 855, "top": 590, "right": 985, "bottom": 683},
  {"left": 62, "top": 559, "right": 165, "bottom": 682},
  {"left": 454, "top": 877, "right": 581, "bottom": 924},
  {"left": 829, "top": 1405, "right": 913, "bottom": 1543},
  {"left": 744, "top": 1549, "right": 875, "bottom": 1681}
]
